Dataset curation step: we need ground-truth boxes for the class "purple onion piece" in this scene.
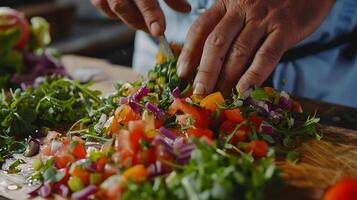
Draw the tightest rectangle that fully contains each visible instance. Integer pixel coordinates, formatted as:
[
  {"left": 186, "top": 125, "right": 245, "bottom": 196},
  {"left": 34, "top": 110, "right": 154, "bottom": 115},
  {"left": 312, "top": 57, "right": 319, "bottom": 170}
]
[
  {"left": 72, "top": 185, "right": 99, "bottom": 200},
  {"left": 128, "top": 100, "right": 143, "bottom": 113},
  {"left": 146, "top": 103, "right": 166, "bottom": 118},
  {"left": 24, "top": 136, "right": 40, "bottom": 157},
  {"left": 38, "top": 182, "right": 51, "bottom": 198},
  {"left": 178, "top": 143, "right": 196, "bottom": 155},
  {"left": 279, "top": 96, "right": 293, "bottom": 111},
  {"left": 159, "top": 127, "right": 177, "bottom": 140},
  {"left": 120, "top": 97, "right": 129, "bottom": 105},
  {"left": 58, "top": 184, "right": 69, "bottom": 197},
  {"left": 86, "top": 163, "right": 98, "bottom": 172},
  {"left": 177, "top": 150, "right": 193, "bottom": 161},
  {"left": 132, "top": 86, "right": 150, "bottom": 101},
  {"left": 173, "top": 137, "right": 186, "bottom": 150},
  {"left": 171, "top": 87, "right": 181, "bottom": 98},
  {"left": 261, "top": 125, "right": 273, "bottom": 135},
  {"left": 28, "top": 185, "right": 42, "bottom": 197}
]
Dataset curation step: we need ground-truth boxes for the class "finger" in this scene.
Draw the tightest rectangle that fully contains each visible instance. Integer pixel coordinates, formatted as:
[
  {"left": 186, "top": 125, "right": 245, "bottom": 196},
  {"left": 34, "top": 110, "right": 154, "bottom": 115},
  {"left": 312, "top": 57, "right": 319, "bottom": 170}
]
[
  {"left": 216, "top": 22, "right": 265, "bottom": 96},
  {"left": 193, "top": 8, "right": 246, "bottom": 95},
  {"left": 134, "top": 0, "right": 165, "bottom": 36},
  {"left": 236, "top": 30, "right": 286, "bottom": 92},
  {"left": 164, "top": 0, "right": 191, "bottom": 13},
  {"left": 177, "top": 2, "right": 225, "bottom": 80},
  {"left": 108, "top": 0, "right": 147, "bottom": 31},
  {"left": 91, "top": 0, "right": 117, "bottom": 19}
]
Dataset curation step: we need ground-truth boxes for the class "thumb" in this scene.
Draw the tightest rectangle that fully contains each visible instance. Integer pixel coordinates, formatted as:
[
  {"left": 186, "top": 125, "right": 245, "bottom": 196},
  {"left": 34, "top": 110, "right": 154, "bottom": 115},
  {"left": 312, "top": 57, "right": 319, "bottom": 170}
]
[{"left": 164, "top": 0, "right": 191, "bottom": 13}]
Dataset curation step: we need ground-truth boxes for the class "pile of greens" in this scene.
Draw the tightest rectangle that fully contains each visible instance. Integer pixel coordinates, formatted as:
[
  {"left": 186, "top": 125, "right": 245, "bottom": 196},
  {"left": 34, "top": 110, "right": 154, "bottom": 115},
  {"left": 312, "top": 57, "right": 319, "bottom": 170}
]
[{"left": 0, "top": 76, "right": 102, "bottom": 161}]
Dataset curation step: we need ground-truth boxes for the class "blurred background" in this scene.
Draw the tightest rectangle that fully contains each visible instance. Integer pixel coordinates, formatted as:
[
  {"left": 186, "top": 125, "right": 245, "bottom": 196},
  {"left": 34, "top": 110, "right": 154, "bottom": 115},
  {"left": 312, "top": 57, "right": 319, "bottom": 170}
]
[{"left": 0, "top": 0, "right": 135, "bottom": 67}]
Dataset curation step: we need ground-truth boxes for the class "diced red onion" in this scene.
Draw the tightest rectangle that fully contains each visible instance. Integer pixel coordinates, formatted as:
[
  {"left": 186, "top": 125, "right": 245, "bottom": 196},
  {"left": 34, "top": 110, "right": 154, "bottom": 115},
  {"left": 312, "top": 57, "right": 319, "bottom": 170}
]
[
  {"left": 261, "top": 125, "right": 273, "bottom": 135},
  {"left": 173, "top": 137, "right": 186, "bottom": 150},
  {"left": 159, "top": 127, "right": 177, "bottom": 140},
  {"left": 154, "top": 136, "right": 173, "bottom": 149},
  {"left": 279, "top": 96, "right": 293, "bottom": 111},
  {"left": 72, "top": 185, "right": 99, "bottom": 200},
  {"left": 119, "top": 97, "right": 129, "bottom": 105},
  {"left": 177, "top": 150, "right": 193, "bottom": 161},
  {"left": 171, "top": 87, "right": 181, "bottom": 98},
  {"left": 132, "top": 86, "right": 150, "bottom": 101},
  {"left": 38, "top": 182, "right": 51, "bottom": 198},
  {"left": 147, "top": 164, "right": 156, "bottom": 176},
  {"left": 155, "top": 160, "right": 163, "bottom": 174},
  {"left": 86, "top": 163, "right": 98, "bottom": 172},
  {"left": 178, "top": 143, "right": 196, "bottom": 155},
  {"left": 28, "top": 185, "right": 41, "bottom": 197},
  {"left": 146, "top": 103, "right": 166, "bottom": 117},
  {"left": 24, "top": 136, "right": 40, "bottom": 157},
  {"left": 58, "top": 184, "right": 69, "bottom": 197},
  {"left": 128, "top": 100, "right": 143, "bottom": 113}
]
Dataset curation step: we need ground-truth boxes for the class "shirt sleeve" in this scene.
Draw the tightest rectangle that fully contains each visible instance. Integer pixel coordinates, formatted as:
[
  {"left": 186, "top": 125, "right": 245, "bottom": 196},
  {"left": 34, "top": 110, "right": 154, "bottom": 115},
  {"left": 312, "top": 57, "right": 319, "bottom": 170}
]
[{"left": 295, "top": 0, "right": 357, "bottom": 47}]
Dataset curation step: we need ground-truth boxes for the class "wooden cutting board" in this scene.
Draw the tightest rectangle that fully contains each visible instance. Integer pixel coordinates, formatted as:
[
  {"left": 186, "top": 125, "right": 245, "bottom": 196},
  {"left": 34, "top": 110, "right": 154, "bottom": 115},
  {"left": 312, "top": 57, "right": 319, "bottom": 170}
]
[{"left": 0, "top": 55, "right": 356, "bottom": 200}]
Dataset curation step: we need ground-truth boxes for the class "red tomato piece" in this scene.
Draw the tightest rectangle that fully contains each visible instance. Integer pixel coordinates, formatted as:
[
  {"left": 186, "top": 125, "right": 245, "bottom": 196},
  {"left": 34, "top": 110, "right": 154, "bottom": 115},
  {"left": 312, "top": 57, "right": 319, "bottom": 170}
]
[
  {"left": 71, "top": 166, "right": 90, "bottom": 186},
  {"left": 323, "top": 178, "right": 357, "bottom": 200},
  {"left": 224, "top": 108, "right": 244, "bottom": 123},
  {"left": 245, "top": 140, "right": 268, "bottom": 158},
  {"left": 187, "top": 128, "right": 213, "bottom": 139},
  {"left": 54, "top": 154, "right": 74, "bottom": 169}
]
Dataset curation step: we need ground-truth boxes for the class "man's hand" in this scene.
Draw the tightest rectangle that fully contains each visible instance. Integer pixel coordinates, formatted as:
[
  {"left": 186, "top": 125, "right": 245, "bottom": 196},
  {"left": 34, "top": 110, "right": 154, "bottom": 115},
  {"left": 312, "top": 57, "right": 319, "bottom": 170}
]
[
  {"left": 91, "top": 0, "right": 191, "bottom": 36},
  {"left": 177, "top": 0, "right": 335, "bottom": 96}
]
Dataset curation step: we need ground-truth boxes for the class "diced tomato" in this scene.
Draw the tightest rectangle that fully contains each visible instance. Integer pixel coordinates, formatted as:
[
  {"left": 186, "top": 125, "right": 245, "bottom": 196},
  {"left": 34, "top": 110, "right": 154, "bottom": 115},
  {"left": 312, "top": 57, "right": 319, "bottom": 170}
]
[
  {"left": 54, "top": 154, "right": 74, "bottom": 169},
  {"left": 293, "top": 100, "right": 303, "bottom": 113},
  {"left": 122, "top": 165, "right": 148, "bottom": 182},
  {"left": 245, "top": 140, "right": 268, "bottom": 158},
  {"left": 169, "top": 98, "right": 210, "bottom": 128},
  {"left": 154, "top": 117, "right": 164, "bottom": 129},
  {"left": 200, "top": 92, "right": 225, "bottom": 112},
  {"left": 219, "top": 120, "right": 246, "bottom": 144},
  {"left": 96, "top": 157, "right": 107, "bottom": 172},
  {"left": 44, "top": 131, "right": 60, "bottom": 145},
  {"left": 134, "top": 147, "right": 157, "bottom": 165},
  {"left": 72, "top": 142, "right": 86, "bottom": 159},
  {"left": 187, "top": 128, "right": 213, "bottom": 139},
  {"left": 115, "top": 130, "right": 132, "bottom": 153},
  {"left": 240, "top": 117, "right": 264, "bottom": 133},
  {"left": 224, "top": 108, "right": 244, "bottom": 123},
  {"left": 128, "top": 120, "right": 146, "bottom": 134},
  {"left": 263, "top": 87, "right": 275, "bottom": 94},
  {"left": 322, "top": 178, "right": 357, "bottom": 200},
  {"left": 71, "top": 166, "right": 90, "bottom": 186},
  {"left": 219, "top": 120, "right": 236, "bottom": 135}
]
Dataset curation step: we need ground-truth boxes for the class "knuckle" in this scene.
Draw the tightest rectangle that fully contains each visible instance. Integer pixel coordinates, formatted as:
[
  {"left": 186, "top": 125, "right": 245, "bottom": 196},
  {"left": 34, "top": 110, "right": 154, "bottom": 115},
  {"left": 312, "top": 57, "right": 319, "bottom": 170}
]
[
  {"left": 110, "top": 0, "right": 129, "bottom": 12},
  {"left": 206, "top": 32, "right": 227, "bottom": 48},
  {"left": 189, "top": 20, "right": 206, "bottom": 36},
  {"left": 230, "top": 41, "right": 250, "bottom": 58},
  {"left": 257, "top": 46, "right": 282, "bottom": 63},
  {"left": 138, "top": 2, "right": 157, "bottom": 16},
  {"left": 245, "top": 70, "right": 263, "bottom": 84}
]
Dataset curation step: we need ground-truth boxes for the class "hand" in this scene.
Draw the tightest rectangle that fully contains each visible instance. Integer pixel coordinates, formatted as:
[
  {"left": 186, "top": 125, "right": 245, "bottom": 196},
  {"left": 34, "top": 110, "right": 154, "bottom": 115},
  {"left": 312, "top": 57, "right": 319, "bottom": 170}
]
[
  {"left": 177, "top": 0, "right": 335, "bottom": 96},
  {"left": 91, "top": 0, "right": 191, "bottom": 36}
]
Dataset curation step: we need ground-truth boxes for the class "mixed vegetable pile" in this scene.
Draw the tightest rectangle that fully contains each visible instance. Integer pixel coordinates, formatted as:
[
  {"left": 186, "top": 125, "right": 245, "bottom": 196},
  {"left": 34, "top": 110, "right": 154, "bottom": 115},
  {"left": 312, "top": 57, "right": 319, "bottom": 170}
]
[
  {"left": 0, "top": 7, "right": 67, "bottom": 89},
  {"left": 0, "top": 7, "right": 325, "bottom": 200},
  {"left": 12, "top": 57, "right": 319, "bottom": 200}
]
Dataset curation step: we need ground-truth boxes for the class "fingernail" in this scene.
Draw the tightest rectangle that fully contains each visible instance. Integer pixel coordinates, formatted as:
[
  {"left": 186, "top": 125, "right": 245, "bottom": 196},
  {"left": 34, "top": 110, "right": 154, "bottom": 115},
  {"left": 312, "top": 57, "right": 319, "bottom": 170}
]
[
  {"left": 193, "top": 82, "right": 205, "bottom": 95},
  {"left": 150, "top": 21, "right": 162, "bottom": 36},
  {"left": 236, "top": 82, "right": 249, "bottom": 94}
]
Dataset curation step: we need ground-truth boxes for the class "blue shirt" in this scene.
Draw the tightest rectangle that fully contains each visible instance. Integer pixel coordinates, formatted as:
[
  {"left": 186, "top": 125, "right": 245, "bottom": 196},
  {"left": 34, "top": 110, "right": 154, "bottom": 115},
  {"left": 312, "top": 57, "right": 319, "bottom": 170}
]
[{"left": 133, "top": 0, "right": 357, "bottom": 107}]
